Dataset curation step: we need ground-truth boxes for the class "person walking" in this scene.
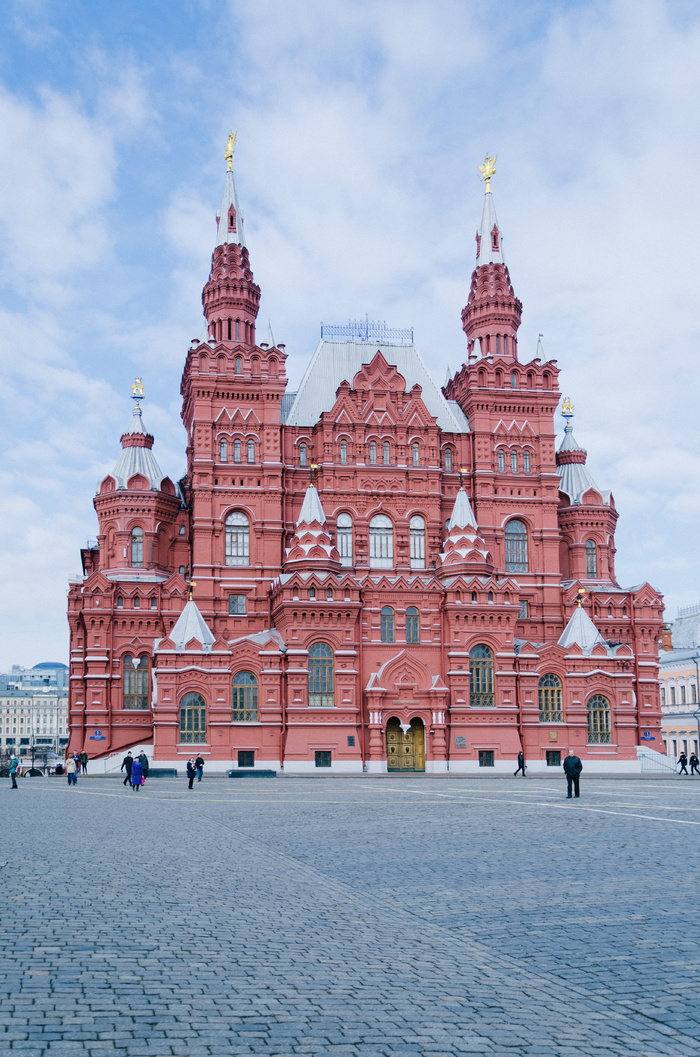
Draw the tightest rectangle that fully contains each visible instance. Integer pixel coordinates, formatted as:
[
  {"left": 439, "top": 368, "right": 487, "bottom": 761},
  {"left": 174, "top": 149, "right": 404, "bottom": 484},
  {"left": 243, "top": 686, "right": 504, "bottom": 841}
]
[
  {"left": 121, "top": 752, "right": 133, "bottom": 786},
  {"left": 79, "top": 751, "right": 88, "bottom": 775},
  {"left": 678, "top": 751, "right": 689, "bottom": 775},
  {"left": 563, "top": 749, "right": 583, "bottom": 798},
  {"left": 129, "top": 757, "right": 143, "bottom": 790},
  {"left": 194, "top": 754, "right": 205, "bottom": 782},
  {"left": 690, "top": 752, "right": 700, "bottom": 776},
  {"left": 138, "top": 752, "right": 149, "bottom": 784},
  {"left": 186, "top": 759, "right": 196, "bottom": 790},
  {"left": 9, "top": 754, "right": 19, "bottom": 789},
  {"left": 514, "top": 751, "right": 526, "bottom": 777},
  {"left": 65, "top": 755, "right": 78, "bottom": 786}
]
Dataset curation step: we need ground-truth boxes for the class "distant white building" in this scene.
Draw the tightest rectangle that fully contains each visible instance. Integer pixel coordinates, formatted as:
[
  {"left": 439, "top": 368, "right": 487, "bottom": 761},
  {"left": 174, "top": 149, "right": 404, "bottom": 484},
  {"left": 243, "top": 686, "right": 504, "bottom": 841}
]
[
  {"left": 0, "top": 663, "right": 69, "bottom": 756},
  {"left": 659, "top": 606, "right": 700, "bottom": 762}
]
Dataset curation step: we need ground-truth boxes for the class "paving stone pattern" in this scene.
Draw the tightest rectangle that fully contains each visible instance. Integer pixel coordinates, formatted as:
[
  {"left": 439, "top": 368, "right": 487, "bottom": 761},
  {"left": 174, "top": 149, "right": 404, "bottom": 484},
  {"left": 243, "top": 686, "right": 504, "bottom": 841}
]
[{"left": 3, "top": 775, "right": 700, "bottom": 1056}]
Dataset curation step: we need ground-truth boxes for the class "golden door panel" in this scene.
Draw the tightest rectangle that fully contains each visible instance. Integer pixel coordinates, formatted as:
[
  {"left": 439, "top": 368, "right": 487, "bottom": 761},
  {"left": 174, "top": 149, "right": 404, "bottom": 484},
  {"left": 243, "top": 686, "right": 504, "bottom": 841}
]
[{"left": 386, "top": 718, "right": 425, "bottom": 772}]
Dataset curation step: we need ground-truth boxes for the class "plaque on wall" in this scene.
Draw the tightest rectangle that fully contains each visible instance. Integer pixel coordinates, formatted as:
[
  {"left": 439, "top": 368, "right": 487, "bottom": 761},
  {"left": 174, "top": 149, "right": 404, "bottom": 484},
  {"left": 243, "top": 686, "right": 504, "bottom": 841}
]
[
  {"left": 454, "top": 736, "right": 467, "bottom": 748},
  {"left": 548, "top": 730, "right": 558, "bottom": 742}
]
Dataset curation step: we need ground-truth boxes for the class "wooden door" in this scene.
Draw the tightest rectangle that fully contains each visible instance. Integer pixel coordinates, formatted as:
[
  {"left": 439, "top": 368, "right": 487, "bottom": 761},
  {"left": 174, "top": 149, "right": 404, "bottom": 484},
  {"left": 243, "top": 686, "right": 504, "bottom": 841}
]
[{"left": 386, "top": 717, "right": 425, "bottom": 771}]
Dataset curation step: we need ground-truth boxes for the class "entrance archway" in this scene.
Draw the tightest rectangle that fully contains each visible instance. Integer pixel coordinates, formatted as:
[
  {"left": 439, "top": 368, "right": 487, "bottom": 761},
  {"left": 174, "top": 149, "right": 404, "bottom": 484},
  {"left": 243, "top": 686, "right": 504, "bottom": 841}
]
[{"left": 386, "top": 717, "right": 425, "bottom": 772}]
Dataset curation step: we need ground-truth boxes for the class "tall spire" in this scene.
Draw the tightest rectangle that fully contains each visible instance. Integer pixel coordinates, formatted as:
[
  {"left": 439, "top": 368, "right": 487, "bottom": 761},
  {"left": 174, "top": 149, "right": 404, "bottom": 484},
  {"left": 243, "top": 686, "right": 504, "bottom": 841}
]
[
  {"left": 202, "top": 134, "right": 260, "bottom": 346},
  {"left": 110, "top": 381, "right": 168, "bottom": 490},
  {"left": 438, "top": 484, "right": 492, "bottom": 575},
  {"left": 461, "top": 154, "right": 522, "bottom": 361},
  {"left": 284, "top": 481, "right": 341, "bottom": 572},
  {"left": 556, "top": 398, "right": 607, "bottom": 506}
]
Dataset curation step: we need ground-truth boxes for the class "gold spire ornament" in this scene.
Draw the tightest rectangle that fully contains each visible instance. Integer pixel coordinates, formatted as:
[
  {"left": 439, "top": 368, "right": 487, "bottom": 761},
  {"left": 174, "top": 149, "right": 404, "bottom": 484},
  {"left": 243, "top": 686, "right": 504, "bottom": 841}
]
[
  {"left": 478, "top": 153, "right": 498, "bottom": 192},
  {"left": 187, "top": 580, "right": 196, "bottom": 601},
  {"left": 131, "top": 378, "right": 145, "bottom": 402},
  {"left": 224, "top": 131, "right": 237, "bottom": 172},
  {"left": 561, "top": 397, "right": 575, "bottom": 425}
]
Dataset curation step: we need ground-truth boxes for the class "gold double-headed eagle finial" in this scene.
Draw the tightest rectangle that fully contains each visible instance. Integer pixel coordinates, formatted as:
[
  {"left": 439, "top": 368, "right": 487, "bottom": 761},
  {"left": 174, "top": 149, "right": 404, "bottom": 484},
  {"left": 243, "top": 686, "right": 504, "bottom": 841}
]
[
  {"left": 224, "top": 131, "right": 237, "bottom": 172},
  {"left": 478, "top": 153, "right": 498, "bottom": 192},
  {"left": 131, "top": 377, "right": 145, "bottom": 402},
  {"left": 561, "top": 397, "right": 575, "bottom": 420}
]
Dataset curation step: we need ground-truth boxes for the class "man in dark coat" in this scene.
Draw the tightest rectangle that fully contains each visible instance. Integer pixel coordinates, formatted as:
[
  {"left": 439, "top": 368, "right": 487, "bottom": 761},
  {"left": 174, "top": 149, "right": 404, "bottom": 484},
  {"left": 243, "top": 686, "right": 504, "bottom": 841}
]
[
  {"left": 563, "top": 749, "right": 583, "bottom": 798},
  {"left": 121, "top": 752, "right": 133, "bottom": 786},
  {"left": 690, "top": 752, "right": 700, "bottom": 776},
  {"left": 138, "top": 753, "right": 149, "bottom": 781},
  {"left": 514, "top": 751, "right": 526, "bottom": 777},
  {"left": 678, "top": 752, "right": 689, "bottom": 775},
  {"left": 194, "top": 755, "right": 205, "bottom": 782}
]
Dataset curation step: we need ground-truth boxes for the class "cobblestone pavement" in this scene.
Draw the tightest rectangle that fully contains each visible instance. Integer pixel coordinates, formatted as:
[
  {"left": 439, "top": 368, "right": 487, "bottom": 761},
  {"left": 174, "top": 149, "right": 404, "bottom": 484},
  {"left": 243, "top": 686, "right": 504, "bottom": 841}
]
[{"left": 3, "top": 775, "right": 700, "bottom": 1056}]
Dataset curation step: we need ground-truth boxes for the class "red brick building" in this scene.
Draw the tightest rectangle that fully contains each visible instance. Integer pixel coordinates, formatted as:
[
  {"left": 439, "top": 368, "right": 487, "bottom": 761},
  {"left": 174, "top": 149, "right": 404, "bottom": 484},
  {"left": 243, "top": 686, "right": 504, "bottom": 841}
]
[{"left": 67, "top": 152, "right": 664, "bottom": 774}]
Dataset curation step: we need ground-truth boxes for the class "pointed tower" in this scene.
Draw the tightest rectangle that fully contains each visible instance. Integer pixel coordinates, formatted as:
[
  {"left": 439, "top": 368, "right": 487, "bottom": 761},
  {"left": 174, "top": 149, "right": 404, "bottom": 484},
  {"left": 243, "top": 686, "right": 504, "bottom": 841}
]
[
  {"left": 556, "top": 399, "right": 618, "bottom": 583},
  {"left": 93, "top": 381, "right": 182, "bottom": 575},
  {"left": 558, "top": 594, "right": 607, "bottom": 653},
  {"left": 202, "top": 133, "right": 261, "bottom": 346},
  {"left": 284, "top": 480, "right": 341, "bottom": 573},
  {"left": 437, "top": 486, "right": 492, "bottom": 576},
  {"left": 461, "top": 154, "right": 522, "bottom": 361}
]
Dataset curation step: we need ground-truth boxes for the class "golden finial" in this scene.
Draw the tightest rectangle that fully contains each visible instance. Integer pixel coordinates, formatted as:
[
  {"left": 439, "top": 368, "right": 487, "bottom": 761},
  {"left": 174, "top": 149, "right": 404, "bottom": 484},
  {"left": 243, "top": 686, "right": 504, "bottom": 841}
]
[
  {"left": 561, "top": 397, "right": 574, "bottom": 428},
  {"left": 576, "top": 587, "right": 586, "bottom": 608},
  {"left": 187, "top": 580, "right": 196, "bottom": 601},
  {"left": 224, "top": 131, "right": 237, "bottom": 172},
  {"left": 131, "top": 377, "right": 145, "bottom": 402},
  {"left": 478, "top": 153, "right": 498, "bottom": 192}
]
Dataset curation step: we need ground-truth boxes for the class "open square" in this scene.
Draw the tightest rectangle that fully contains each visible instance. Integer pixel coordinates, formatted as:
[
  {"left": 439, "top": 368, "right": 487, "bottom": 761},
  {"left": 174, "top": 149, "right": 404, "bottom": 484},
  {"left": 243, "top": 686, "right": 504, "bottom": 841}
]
[{"left": 3, "top": 775, "right": 700, "bottom": 1056}]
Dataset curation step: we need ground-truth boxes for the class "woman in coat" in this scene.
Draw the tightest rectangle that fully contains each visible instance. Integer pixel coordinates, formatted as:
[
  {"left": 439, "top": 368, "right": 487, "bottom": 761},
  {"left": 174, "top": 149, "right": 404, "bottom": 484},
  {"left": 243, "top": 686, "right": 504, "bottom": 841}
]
[
  {"left": 65, "top": 755, "right": 78, "bottom": 786},
  {"left": 130, "top": 757, "right": 143, "bottom": 790},
  {"left": 186, "top": 759, "right": 196, "bottom": 790}
]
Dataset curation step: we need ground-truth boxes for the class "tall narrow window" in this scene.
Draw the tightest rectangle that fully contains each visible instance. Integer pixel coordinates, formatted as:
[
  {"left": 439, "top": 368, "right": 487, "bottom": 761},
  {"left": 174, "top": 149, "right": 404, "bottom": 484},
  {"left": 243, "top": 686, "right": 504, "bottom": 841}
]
[
  {"left": 412, "top": 443, "right": 420, "bottom": 466},
  {"left": 497, "top": 450, "right": 505, "bottom": 472},
  {"left": 369, "top": 514, "right": 393, "bottom": 568},
  {"left": 511, "top": 371, "right": 517, "bottom": 388},
  {"left": 510, "top": 450, "right": 518, "bottom": 473},
  {"left": 523, "top": 452, "right": 531, "bottom": 474},
  {"left": 299, "top": 442, "right": 307, "bottom": 467},
  {"left": 179, "top": 692, "right": 206, "bottom": 743},
  {"left": 233, "top": 439, "right": 241, "bottom": 463},
  {"left": 340, "top": 440, "right": 348, "bottom": 464},
  {"left": 405, "top": 607, "right": 419, "bottom": 644},
  {"left": 444, "top": 449, "right": 452, "bottom": 472},
  {"left": 336, "top": 513, "right": 353, "bottom": 567},
  {"left": 469, "top": 645, "right": 494, "bottom": 707},
  {"left": 380, "top": 607, "right": 395, "bottom": 643},
  {"left": 219, "top": 438, "right": 228, "bottom": 462},
  {"left": 586, "top": 540, "right": 598, "bottom": 577},
  {"left": 369, "top": 441, "right": 377, "bottom": 465},
  {"left": 123, "top": 653, "right": 149, "bottom": 710},
  {"left": 235, "top": 356, "right": 242, "bottom": 374},
  {"left": 505, "top": 519, "right": 528, "bottom": 573},
  {"left": 409, "top": 515, "right": 426, "bottom": 569},
  {"left": 130, "top": 527, "right": 144, "bottom": 568},
  {"left": 232, "top": 671, "right": 258, "bottom": 722},
  {"left": 587, "top": 694, "right": 611, "bottom": 744},
  {"left": 383, "top": 441, "right": 390, "bottom": 465},
  {"left": 308, "top": 642, "right": 334, "bottom": 707},
  {"left": 225, "top": 511, "right": 250, "bottom": 566},
  {"left": 538, "top": 674, "right": 562, "bottom": 722},
  {"left": 247, "top": 439, "right": 255, "bottom": 464}
]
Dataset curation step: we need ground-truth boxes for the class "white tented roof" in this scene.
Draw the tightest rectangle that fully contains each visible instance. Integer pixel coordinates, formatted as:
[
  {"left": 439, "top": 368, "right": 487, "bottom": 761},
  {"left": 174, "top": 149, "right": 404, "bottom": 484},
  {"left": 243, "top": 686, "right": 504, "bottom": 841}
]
[{"left": 283, "top": 339, "right": 470, "bottom": 432}]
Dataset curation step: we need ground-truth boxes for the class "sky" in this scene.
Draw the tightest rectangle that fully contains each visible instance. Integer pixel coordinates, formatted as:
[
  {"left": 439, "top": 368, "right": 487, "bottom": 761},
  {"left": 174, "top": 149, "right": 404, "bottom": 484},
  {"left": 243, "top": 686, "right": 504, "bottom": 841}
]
[{"left": 1, "top": 0, "right": 699, "bottom": 668}]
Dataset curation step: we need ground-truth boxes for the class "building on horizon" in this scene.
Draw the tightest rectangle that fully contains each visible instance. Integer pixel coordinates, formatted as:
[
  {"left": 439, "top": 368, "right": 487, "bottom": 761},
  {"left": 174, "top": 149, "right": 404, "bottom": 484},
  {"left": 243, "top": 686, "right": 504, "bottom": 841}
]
[
  {"left": 66, "top": 149, "right": 664, "bottom": 774},
  {"left": 659, "top": 604, "right": 700, "bottom": 763}
]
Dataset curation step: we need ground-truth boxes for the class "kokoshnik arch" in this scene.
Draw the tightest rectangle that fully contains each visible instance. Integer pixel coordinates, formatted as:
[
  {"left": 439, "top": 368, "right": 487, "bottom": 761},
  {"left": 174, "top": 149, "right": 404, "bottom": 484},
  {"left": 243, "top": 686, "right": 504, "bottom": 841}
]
[{"left": 67, "top": 146, "right": 664, "bottom": 774}]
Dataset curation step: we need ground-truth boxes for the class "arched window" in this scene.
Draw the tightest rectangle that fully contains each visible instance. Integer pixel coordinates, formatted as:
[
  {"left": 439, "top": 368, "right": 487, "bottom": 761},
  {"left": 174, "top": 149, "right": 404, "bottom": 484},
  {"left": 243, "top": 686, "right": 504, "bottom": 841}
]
[
  {"left": 469, "top": 644, "right": 494, "bottom": 707},
  {"left": 369, "top": 441, "right": 377, "bottom": 465},
  {"left": 538, "top": 674, "right": 562, "bottom": 722},
  {"left": 340, "top": 440, "right": 348, "bottom": 464},
  {"left": 586, "top": 540, "right": 598, "bottom": 577},
  {"left": 369, "top": 514, "right": 393, "bottom": 568},
  {"left": 247, "top": 439, "right": 255, "bottom": 463},
  {"left": 308, "top": 642, "right": 334, "bottom": 707},
  {"left": 505, "top": 519, "right": 528, "bottom": 573},
  {"left": 235, "top": 356, "right": 242, "bottom": 374},
  {"left": 409, "top": 515, "right": 426, "bottom": 569},
  {"left": 123, "top": 653, "right": 149, "bottom": 710},
  {"left": 406, "top": 607, "right": 419, "bottom": 644},
  {"left": 233, "top": 438, "right": 241, "bottom": 463},
  {"left": 232, "top": 671, "right": 258, "bottom": 722},
  {"left": 412, "top": 443, "right": 420, "bottom": 467},
  {"left": 444, "top": 449, "right": 452, "bottom": 472},
  {"left": 179, "top": 692, "right": 207, "bottom": 743},
  {"left": 497, "top": 450, "right": 505, "bottom": 473},
  {"left": 381, "top": 606, "right": 395, "bottom": 643},
  {"left": 511, "top": 371, "right": 518, "bottom": 388},
  {"left": 225, "top": 511, "right": 250, "bottom": 566},
  {"left": 523, "top": 452, "right": 531, "bottom": 474},
  {"left": 299, "top": 442, "right": 307, "bottom": 467},
  {"left": 383, "top": 441, "right": 391, "bottom": 465},
  {"left": 336, "top": 513, "right": 353, "bottom": 567},
  {"left": 130, "top": 527, "right": 144, "bottom": 568},
  {"left": 219, "top": 438, "right": 228, "bottom": 462},
  {"left": 587, "top": 694, "right": 611, "bottom": 744},
  {"left": 510, "top": 450, "right": 518, "bottom": 473}
]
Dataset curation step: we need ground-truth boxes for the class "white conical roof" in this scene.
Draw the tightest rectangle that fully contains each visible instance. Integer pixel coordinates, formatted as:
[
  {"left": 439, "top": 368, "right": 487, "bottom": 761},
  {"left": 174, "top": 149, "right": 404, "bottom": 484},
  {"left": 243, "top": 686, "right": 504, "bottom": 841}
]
[
  {"left": 477, "top": 190, "right": 504, "bottom": 266},
  {"left": 169, "top": 600, "right": 215, "bottom": 651},
  {"left": 558, "top": 605, "right": 606, "bottom": 653},
  {"left": 297, "top": 484, "right": 326, "bottom": 525},
  {"left": 110, "top": 404, "right": 168, "bottom": 491},
  {"left": 216, "top": 167, "right": 246, "bottom": 248},
  {"left": 447, "top": 488, "right": 478, "bottom": 530}
]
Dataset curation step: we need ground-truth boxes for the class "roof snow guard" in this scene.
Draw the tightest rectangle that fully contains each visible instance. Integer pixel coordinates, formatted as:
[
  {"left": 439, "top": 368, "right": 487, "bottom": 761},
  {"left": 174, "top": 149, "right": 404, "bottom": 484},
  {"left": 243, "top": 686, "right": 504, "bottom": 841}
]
[{"left": 320, "top": 319, "right": 414, "bottom": 344}]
